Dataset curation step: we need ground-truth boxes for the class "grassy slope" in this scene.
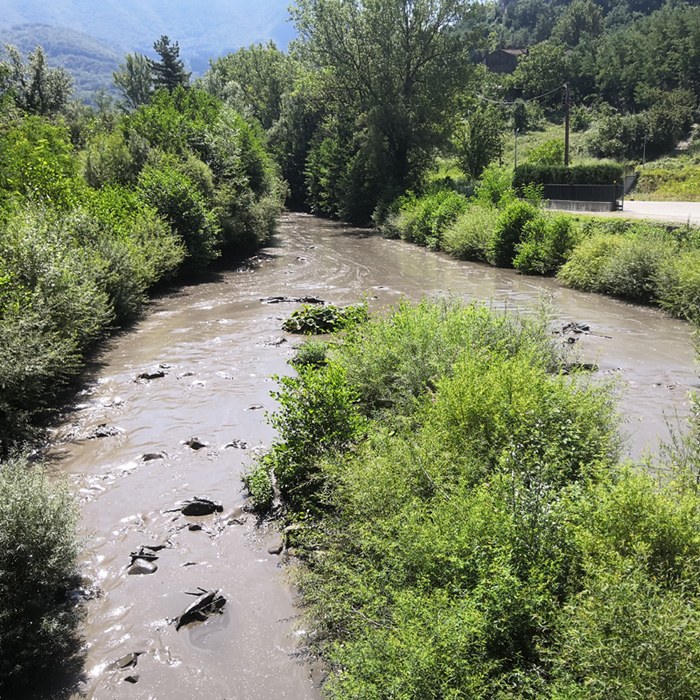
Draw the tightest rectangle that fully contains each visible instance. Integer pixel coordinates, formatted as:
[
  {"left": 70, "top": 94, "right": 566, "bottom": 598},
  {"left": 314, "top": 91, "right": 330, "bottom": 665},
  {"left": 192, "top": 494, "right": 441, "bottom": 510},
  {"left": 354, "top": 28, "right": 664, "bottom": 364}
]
[{"left": 633, "top": 134, "right": 700, "bottom": 201}]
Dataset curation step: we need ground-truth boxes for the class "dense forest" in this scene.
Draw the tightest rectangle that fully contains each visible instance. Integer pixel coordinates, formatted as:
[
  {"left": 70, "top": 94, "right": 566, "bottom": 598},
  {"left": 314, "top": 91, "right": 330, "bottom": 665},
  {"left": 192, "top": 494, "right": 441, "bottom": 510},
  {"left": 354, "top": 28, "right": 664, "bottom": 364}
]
[{"left": 1, "top": 0, "right": 700, "bottom": 695}]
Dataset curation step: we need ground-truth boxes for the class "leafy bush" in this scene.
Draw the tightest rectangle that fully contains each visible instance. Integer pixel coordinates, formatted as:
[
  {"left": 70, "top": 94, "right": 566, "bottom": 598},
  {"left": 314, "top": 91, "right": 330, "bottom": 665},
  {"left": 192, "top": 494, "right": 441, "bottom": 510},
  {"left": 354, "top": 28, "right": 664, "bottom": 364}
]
[
  {"left": 526, "top": 138, "right": 564, "bottom": 165},
  {"left": 283, "top": 303, "right": 368, "bottom": 335},
  {"left": 442, "top": 204, "right": 499, "bottom": 262},
  {"left": 256, "top": 297, "right": 700, "bottom": 698},
  {"left": 395, "top": 190, "right": 469, "bottom": 249},
  {"left": 654, "top": 249, "right": 700, "bottom": 321},
  {"left": 243, "top": 461, "right": 275, "bottom": 513},
  {"left": 473, "top": 164, "right": 515, "bottom": 207},
  {"left": 256, "top": 300, "right": 700, "bottom": 699},
  {"left": 291, "top": 340, "right": 329, "bottom": 368},
  {"left": 559, "top": 232, "right": 671, "bottom": 303},
  {"left": 138, "top": 160, "right": 221, "bottom": 273},
  {"left": 514, "top": 214, "right": 580, "bottom": 275},
  {"left": 0, "top": 459, "right": 80, "bottom": 694},
  {"left": 490, "top": 199, "right": 541, "bottom": 267}
]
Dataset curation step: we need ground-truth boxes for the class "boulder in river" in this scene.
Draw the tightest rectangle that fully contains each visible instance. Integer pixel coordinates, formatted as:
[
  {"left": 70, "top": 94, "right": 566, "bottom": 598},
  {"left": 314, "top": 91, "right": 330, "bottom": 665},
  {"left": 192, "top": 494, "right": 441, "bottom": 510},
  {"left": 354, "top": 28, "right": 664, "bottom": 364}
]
[
  {"left": 170, "top": 497, "right": 224, "bottom": 516},
  {"left": 183, "top": 437, "right": 208, "bottom": 450},
  {"left": 174, "top": 588, "right": 226, "bottom": 631},
  {"left": 136, "top": 367, "right": 167, "bottom": 381},
  {"left": 87, "top": 424, "right": 123, "bottom": 439},
  {"left": 223, "top": 439, "right": 248, "bottom": 450},
  {"left": 127, "top": 559, "right": 158, "bottom": 575},
  {"left": 259, "top": 295, "right": 325, "bottom": 305},
  {"left": 112, "top": 651, "right": 144, "bottom": 669},
  {"left": 141, "top": 452, "right": 165, "bottom": 462}
]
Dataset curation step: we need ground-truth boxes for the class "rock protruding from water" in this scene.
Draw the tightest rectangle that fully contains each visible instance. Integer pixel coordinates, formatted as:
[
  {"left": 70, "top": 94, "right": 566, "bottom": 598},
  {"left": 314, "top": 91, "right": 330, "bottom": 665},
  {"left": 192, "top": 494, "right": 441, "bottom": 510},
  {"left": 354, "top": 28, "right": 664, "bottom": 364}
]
[
  {"left": 260, "top": 295, "right": 325, "bottom": 305},
  {"left": 175, "top": 497, "right": 224, "bottom": 516},
  {"left": 183, "top": 437, "right": 208, "bottom": 450},
  {"left": 87, "top": 424, "right": 123, "bottom": 439},
  {"left": 127, "top": 559, "right": 158, "bottom": 575},
  {"left": 224, "top": 439, "right": 248, "bottom": 450},
  {"left": 136, "top": 366, "right": 167, "bottom": 381},
  {"left": 174, "top": 588, "right": 226, "bottom": 631}
]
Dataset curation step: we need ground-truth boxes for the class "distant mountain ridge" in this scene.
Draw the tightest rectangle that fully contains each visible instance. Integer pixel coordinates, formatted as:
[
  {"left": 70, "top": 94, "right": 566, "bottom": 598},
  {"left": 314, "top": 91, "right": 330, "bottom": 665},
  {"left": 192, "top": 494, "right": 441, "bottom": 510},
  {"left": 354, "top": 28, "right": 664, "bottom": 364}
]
[{"left": 0, "top": 0, "right": 294, "bottom": 83}]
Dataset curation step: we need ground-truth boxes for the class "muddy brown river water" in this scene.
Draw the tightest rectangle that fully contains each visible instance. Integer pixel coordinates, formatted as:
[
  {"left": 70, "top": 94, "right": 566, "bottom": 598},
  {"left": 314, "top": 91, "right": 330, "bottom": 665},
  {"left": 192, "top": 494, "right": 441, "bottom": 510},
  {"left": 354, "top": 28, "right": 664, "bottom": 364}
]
[{"left": 48, "top": 213, "right": 697, "bottom": 699}]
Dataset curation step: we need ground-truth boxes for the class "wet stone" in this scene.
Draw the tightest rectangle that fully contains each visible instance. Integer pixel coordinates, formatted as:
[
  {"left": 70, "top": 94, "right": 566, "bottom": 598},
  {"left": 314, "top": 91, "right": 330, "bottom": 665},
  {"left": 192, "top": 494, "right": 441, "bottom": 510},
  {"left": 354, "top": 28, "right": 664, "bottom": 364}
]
[
  {"left": 136, "top": 367, "right": 167, "bottom": 381},
  {"left": 124, "top": 675, "right": 140, "bottom": 684},
  {"left": 141, "top": 452, "right": 165, "bottom": 462},
  {"left": 180, "top": 497, "right": 223, "bottom": 516},
  {"left": 188, "top": 523, "right": 202, "bottom": 531},
  {"left": 184, "top": 437, "right": 208, "bottom": 450},
  {"left": 174, "top": 588, "right": 227, "bottom": 631},
  {"left": 87, "top": 424, "right": 122, "bottom": 439},
  {"left": 127, "top": 559, "right": 158, "bottom": 576},
  {"left": 268, "top": 540, "right": 284, "bottom": 555},
  {"left": 224, "top": 439, "right": 248, "bottom": 450},
  {"left": 113, "top": 651, "right": 143, "bottom": 669}
]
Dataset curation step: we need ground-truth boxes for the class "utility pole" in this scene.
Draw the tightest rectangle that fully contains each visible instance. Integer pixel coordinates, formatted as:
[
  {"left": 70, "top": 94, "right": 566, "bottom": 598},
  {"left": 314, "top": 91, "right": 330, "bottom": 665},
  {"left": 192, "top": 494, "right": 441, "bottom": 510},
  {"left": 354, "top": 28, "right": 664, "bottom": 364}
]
[
  {"left": 514, "top": 128, "right": 519, "bottom": 170},
  {"left": 564, "top": 83, "right": 571, "bottom": 167}
]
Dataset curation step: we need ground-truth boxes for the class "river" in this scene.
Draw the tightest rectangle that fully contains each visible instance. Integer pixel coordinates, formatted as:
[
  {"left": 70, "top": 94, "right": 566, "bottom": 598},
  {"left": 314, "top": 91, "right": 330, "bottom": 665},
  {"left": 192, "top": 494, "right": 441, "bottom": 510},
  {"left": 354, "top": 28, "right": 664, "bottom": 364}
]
[{"left": 49, "top": 212, "right": 696, "bottom": 699}]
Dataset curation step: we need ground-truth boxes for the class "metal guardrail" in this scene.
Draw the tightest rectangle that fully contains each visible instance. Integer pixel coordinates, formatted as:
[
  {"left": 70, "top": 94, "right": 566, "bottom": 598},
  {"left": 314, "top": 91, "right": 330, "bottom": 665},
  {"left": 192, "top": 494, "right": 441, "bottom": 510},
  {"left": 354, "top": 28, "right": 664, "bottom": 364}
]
[{"left": 542, "top": 183, "right": 624, "bottom": 208}]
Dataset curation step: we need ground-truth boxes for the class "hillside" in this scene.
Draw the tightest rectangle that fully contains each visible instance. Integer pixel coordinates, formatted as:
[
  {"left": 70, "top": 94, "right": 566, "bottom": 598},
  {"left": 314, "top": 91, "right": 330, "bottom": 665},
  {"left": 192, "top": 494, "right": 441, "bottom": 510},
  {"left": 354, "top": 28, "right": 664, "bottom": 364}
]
[
  {"left": 0, "top": 25, "right": 121, "bottom": 100},
  {"left": 0, "top": 0, "right": 293, "bottom": 75}
]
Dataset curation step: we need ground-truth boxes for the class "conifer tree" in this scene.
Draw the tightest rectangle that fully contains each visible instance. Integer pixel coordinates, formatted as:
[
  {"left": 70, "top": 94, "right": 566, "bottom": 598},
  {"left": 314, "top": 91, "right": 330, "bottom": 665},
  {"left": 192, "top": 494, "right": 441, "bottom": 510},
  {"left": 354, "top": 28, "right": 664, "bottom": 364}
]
[{"left": 150, "top": 35, "right": 190, "bottom": 91}]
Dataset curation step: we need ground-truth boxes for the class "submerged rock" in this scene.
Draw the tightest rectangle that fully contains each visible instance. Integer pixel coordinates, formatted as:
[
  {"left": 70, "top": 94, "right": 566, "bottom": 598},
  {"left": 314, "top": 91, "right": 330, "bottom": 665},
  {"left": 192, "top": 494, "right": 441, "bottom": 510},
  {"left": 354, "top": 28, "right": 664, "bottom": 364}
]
[
  {"left": 174, "top": 588, "right": 226, "bottom": 631},
  {"left": 141, "top": 452, "right": 165, "bottom": 462}
]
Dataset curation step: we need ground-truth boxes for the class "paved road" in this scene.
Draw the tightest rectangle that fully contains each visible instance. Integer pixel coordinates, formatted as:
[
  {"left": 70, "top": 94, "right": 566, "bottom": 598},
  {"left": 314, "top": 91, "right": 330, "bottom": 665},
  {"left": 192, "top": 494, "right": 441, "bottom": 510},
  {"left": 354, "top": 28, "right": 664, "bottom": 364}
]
[{"left": 620, "top": 200, "right": 700, "bottom": 226}]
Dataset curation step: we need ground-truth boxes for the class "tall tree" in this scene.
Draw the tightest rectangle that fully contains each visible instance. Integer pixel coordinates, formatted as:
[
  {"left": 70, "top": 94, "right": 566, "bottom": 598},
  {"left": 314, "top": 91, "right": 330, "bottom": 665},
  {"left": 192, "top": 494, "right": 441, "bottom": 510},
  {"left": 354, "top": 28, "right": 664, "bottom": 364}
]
[
  {"left": 113, "top": 53, "right": 153, "bottom": 109},
  {"left": 204, "top": 42, "right": 296, "bottom": 130},
  {"left": 150, "top": 36, "right": 190, "bottom": 92},
  {"left": 0, "top": 45, "right": 72, "bottom": 116},
  {"left": 292, "top": 0, "right": 481, "bottom": 194}
]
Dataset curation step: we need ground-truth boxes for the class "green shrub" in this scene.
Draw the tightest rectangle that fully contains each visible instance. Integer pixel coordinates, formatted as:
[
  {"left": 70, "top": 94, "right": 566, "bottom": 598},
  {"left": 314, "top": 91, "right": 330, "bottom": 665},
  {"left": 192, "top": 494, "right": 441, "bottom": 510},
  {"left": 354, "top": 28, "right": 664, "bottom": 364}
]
[
  {"left": 291, "top": 340, "right": 329, "bottom": 368},
  {"left": 282, "top": 303, "right": 368, "bottom": 335},
  {"left": 558, "top": 234, "right": 622, "bottom": 291},
  {"left": 138, "top": 161, "right": 221, "bottom": 273},
  {"left": 0, "top": 459, "right": 80, "bottom": 693},
  {"left": 514, "top": 214, "right": 580, "bottom": 275},
  {"left": 243, "top": 461, "right": 275, "bottom": 513},
  {"left": 526, "top": 139, "right": 564, "bottom": 166},
  {"left": 473, "top": 164, "right": 515, "bottom": 207},
  {"left": 655, "top": 250, "right": 700, "bottom": 321},
  {"left": 442, "top": 204, "right": 499, "bottom": 262},
  {"left": 259, "top": 298, "right": 700, "bottom": 698},
  {"left": 266, "top": 362, "right": 364, "bottom": 510},
  {"left": 396, "top": 190, "right": 469, "bottom": 249},
  {"left": 490, "top": 199, "right": 541, "bottom": 267},
  {"left": 559, "top": 233, "right": 671, "bottom": 303}
]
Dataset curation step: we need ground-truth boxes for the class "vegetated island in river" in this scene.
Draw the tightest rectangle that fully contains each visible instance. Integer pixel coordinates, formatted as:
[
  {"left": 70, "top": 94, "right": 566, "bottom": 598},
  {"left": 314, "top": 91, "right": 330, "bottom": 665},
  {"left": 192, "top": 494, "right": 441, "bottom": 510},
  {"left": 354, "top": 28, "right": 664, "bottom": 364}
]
[{"left": 246, "top": 297, "right": 700, "bottom": 699}]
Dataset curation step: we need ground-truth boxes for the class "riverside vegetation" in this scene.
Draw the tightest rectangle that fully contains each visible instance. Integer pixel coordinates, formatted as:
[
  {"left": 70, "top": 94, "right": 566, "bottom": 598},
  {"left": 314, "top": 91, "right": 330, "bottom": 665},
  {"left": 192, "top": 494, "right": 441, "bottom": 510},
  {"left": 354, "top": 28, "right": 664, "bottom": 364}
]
[
  {"left": 247, "top": 298, "right": 700, "bottom": 699},
  {"left": 381, "top": 166, "right": 700, "bottom": 323},
  {"left": 0, "top": 40, "right": 282, "bottom": 694}
]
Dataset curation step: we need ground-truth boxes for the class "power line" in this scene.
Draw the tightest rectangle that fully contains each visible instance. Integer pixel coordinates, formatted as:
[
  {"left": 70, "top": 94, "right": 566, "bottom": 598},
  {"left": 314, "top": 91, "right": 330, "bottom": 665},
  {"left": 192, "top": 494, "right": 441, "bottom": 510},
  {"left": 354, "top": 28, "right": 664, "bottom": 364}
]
[{"left": 474, "top": 83, "right": 566, "bottom": 107}]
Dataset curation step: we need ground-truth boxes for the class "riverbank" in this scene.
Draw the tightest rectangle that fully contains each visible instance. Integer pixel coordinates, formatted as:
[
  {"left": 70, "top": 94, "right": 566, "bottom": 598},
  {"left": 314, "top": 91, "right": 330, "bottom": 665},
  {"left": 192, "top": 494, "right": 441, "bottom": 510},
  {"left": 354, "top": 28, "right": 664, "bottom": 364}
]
[{"left": 382, "top": 182, "right": 700, "bottom": 325}]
